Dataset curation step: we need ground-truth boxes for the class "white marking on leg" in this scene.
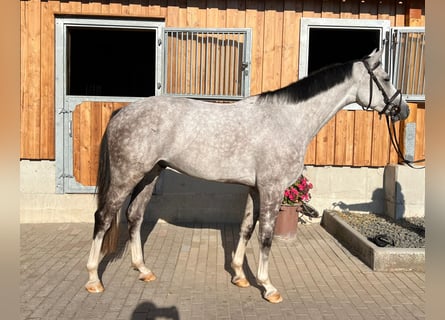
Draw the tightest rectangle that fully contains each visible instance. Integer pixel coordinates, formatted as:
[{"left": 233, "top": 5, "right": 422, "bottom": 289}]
[
  {"left": 85, "top": 237, "right": 105, "bottom": 292},
  {"left": 231, "top": 239, "right": 249, "bottom": 287},
  {"left": 257, "top": 250, "right": 282, "bottom": 303},
  {"left": 130, "top": 229, "right": 156, "bottom": 281}
]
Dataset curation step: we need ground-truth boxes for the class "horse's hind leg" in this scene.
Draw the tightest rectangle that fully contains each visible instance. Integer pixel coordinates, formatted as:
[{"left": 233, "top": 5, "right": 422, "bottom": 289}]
[
  {"left": 231, "top": 188, "right": 259, "bottom": 288},
  {"left": 126, "top": 166, "right": 162, "bottom": 282},
  {"left": 86, "top": 186, "right": 131, "bottom": 293}
]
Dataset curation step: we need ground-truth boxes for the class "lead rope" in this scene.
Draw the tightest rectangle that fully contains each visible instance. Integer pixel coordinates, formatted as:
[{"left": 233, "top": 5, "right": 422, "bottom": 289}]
[{"left": 385, "top": 115, "right": 425, "bottom": 169}]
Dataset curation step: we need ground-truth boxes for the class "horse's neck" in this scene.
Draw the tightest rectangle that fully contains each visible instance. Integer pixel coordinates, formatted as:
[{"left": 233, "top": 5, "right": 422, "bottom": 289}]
[{"left": 294, "top": 79, "right": 357, "bottom": 139}]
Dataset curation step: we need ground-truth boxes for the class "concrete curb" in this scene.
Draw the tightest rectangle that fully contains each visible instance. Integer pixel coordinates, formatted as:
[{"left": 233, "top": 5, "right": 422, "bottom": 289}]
[{"left": 321, "top": 209, "right": 424, "bottom": 272}]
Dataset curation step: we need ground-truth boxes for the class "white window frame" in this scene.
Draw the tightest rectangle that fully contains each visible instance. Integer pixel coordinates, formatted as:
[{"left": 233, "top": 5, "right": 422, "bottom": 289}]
[
  {"left": 299, "top": 18, "right": 391, "bottom": 110},
  {"left": 55, "top": 16, "right": 165, "bottom": 193}
]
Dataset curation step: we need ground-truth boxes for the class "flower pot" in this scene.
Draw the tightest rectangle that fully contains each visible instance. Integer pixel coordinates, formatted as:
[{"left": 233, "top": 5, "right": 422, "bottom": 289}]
[{"left": 274, "top": 204, "right": 302, "bottom": 241}]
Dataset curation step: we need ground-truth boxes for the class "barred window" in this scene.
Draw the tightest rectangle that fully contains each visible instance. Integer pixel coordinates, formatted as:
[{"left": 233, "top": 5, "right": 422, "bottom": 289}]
[
  {"left": 390, "top": 27, "right": 425, "bottom": 102},
  {"left": 163, "top": 28, "right": 252, "bottom": 100}
]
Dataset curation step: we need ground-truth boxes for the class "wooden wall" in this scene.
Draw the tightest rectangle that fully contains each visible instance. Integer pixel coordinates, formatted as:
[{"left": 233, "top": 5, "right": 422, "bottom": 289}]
[{"left": 21, "top": 0, "right": 425, "bottom": 168}]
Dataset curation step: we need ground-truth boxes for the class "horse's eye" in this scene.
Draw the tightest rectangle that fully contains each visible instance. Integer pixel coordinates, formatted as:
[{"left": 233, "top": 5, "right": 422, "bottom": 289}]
[{"left": 384, "top": 77, "right": 390, "bottom": 82}]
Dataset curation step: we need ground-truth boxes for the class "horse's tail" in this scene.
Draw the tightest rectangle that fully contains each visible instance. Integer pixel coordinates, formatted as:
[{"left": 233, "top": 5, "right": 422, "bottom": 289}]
[{"left": 94, "top": 109, "right": 122, "bottom": 255}]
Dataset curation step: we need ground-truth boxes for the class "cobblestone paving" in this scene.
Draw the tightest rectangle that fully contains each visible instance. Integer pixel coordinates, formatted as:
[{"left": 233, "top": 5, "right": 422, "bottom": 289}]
[{"left": 20, "top": 222, "right": 425, "bottom": 319}]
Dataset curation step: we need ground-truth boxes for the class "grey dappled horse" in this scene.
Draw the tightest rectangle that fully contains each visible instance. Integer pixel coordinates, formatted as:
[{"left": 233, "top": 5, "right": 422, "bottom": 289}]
[{"left": 86, "top": 50, "right": 409, "bottom": 303}]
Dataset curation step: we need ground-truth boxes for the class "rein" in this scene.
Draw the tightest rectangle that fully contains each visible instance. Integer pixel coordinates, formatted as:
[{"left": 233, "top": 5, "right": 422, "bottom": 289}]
[
  {"left": 362, "top": 59, "right": 425, "bottom": 169},
  {"left": 385, "top": 116, "right": 425, "bottom": 169}
]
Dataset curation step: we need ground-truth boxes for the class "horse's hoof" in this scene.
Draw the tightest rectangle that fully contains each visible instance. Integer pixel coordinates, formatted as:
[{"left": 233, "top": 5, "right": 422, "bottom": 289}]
[
  {"left": 232, "top": 278, "right": 250, "bottom": 288},
  {"left": 264, "top": 292, "right": 283, "bottom": 304},
  {"left": 85, "top": 281, "right": 104, "bottom": 293},
  {"left": 139, "top": 272, "right": 156, "bottom": 282}
]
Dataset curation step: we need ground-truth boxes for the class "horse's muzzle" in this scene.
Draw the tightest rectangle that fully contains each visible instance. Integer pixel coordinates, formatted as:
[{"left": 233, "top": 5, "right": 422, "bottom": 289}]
[{"left": 390, "top": 101, "right": 410, "bottom": 122}]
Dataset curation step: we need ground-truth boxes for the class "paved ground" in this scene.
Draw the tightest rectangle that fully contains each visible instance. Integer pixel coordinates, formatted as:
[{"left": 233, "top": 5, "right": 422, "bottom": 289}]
[{"left": 20, "top": 221, "right": 425, "bottom": 319}]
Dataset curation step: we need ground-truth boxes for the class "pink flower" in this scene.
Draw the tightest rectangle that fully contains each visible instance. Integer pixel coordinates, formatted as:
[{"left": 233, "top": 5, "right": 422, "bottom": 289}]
[{"left": 282, "top": 175, "right": 313, "bottom": 205}]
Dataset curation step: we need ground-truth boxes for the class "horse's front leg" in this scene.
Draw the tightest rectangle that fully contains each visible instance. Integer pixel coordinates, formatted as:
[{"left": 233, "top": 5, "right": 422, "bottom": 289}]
[
  {"left": 256, "top": 191, "right": 283, "bottom": 303},
  {"left": 232, "top": 188, "right": 259, "bottom": 288}
]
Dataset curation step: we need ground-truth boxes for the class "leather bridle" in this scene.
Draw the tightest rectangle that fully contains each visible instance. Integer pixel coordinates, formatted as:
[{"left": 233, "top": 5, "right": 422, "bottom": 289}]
[
  {"left": 362, "top": 59, "right": 403, "bottom": 121},
  {"left": 362, "top": 59, "right": 425, "bottom": 168}
]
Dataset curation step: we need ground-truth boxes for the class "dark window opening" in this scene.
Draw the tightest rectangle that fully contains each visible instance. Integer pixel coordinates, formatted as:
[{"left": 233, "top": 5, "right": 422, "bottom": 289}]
[
  {"left": 67, "top": 28, "right": 156, "bottom": 97},
  {"left": 308, "top": 28, "right": 380, "bottom": 75}
]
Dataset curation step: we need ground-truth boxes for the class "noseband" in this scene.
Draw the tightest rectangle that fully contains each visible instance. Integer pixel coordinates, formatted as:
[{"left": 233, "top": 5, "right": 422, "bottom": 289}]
[{"left": 362, "top": 60, "right": 403, "bottom": 120}]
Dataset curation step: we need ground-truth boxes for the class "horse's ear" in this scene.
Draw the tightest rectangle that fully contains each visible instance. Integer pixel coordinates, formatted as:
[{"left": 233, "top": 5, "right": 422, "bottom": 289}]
[{"left": 365, "top": 48, "right": 383, "bottom": 68}]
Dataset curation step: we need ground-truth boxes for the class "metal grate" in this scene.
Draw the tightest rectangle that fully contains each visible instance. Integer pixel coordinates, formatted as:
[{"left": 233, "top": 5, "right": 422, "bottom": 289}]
[
  {"left": 391, "top": 27, "right": 425, "bottom": 101},
  {"left": 163, "top": 28, "right": 251, "bottom": 100}
]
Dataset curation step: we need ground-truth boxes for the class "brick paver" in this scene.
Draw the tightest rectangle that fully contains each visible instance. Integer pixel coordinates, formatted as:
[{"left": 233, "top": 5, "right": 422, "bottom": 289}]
[{"left": 20, "top": 222, "right": 425, "bottom": 319}]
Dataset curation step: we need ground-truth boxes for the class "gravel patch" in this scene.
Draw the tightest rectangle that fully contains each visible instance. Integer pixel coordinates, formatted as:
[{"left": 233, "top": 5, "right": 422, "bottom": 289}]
[{"left": 335, "top": 211, "right": 425, "bottom": 248}]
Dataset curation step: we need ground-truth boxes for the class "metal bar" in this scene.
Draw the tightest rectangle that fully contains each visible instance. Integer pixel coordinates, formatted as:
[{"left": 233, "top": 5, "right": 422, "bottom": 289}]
[
  {"left": 233, "top": 33, "right": 240, "bottom": 94},
  {"left": 209, "top": 32, "right": 214, "bottom": 95},
  {"left": 401, "top": 32, "right": 408, "bottom": 93},
  {"left": 186, "top": 32, "right": 190, "bottom": 94},
  {"left": 419, "top": 33, "right": 425, "bottom": 95},
  {"left": 230, "top": 35, "right": 235, "bottom": 96},
  {"left": 199, "top": 32, "right": 203, "bottom": 95},
  {"left": 411, "top": 33, "right": 419, "bottom": 94},
  {"left": 179, "top": 32, "right": 183, "bottom": 94}
]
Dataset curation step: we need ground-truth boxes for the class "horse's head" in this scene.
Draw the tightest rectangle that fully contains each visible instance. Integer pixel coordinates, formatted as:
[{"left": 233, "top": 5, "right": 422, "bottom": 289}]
[{"left": 356, "top": 49, "right": 410, "bottom": 122}]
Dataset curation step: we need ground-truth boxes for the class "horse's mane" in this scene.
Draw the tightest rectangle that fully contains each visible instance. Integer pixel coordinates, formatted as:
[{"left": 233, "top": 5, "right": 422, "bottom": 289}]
[{"left": 257, "top": 60, "right": 356, "bottom": 104}]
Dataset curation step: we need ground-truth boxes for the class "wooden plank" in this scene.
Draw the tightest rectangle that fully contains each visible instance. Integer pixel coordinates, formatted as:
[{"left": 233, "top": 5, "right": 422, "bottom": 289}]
[
  {"left": 121, "top": 0, "right": 131, "bottom": 16},
  {"left": 281, "top": 0, "right": 301, "bottom": 88},
  {"left": 79, "top": 102, "right": 92, "bottom": 186},
  {"left": 245, "top": 0, "right": 264, "bottom": 95},
  {"left": 315, "top": 117, "right": 336, "bottom": 165},
  {"left": 186, "top": 1, "right": 204, "bottom": 27},
  {"left": 304, "top": 137, "right": 317, "bottom": 165},
  {"left": 20, "top": 0, "right": 28, "bottom": 158},
  {"left": 166, "top": 0, "right": 180, "bottom": 26},
  {"left": 262, "top": 1, "right": 283, "bottom": 92},
  {"left": 177, "top": 0, "right": 188, "bottom": 27},
  {"left": 340, "top": 0, "right": 359, "bottom": 19},
  {"left": 100, "top": 0, "right": 111, "bottom": 15},
  {"left": 415, "top": 103, "right": 425, "bottom": 165},
  {"left": 359, "top": 0, "right": 377, "bottom": 20},
  {"left": 377, "top": 0, "right": 395, "bottom": 25},
  {"left": 108, "top": 0, "right": 122, "bottom": 15},
  {"left": 395, "top": 0, "right": 406, "bottom": 26},
  {"left": 20, "top": 0, "right": 41, "bottom": 159},
  {"left": 147, "top": 0, "right": 164, "bottom": 17},
  {"left": 81, "top": 0, "right": 102, "bottom": 14},
  {"left": 302, "top": 0, "right": 322, "bottom": 18},
  {"left": 353, "top": 111, "right": 374, "bottom": 166},
  {"left": 39, "top": 0, "right": 59, "bottom": 159},
  {"left": 388, "top": 120, "right": 401, "bottom": 164},
  {"left": 205, "top": 0, "right": 220, "bottom": 28},
  {"left": 128, "top": 0, "right": 143, "bottom": 16},
  {"left": 71, "top": 102, "right": 129, "bottom": 186},
  {"left": 406, "top": 0, "right": 424, "bottom": 26},
  {"left": 60, "top": 0, "right": 82, "bottom": 14},
  {"left": 90, "top": 103, "right": 102, "bottom": 185},
  {"left": 321, "top": 0, "right": 340, "bottom": 18},
  {"left": 226, "top": 0, "right": 246, "bottom": 28},
  {"left": 72, "top": 102, "right": 81, "bottom": 183},
  {"left": 334, "top": 110, "right": 354, "bottom": 165},
  {"left": 370, "top": 112, "right": 391, "bottom": 166}
]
